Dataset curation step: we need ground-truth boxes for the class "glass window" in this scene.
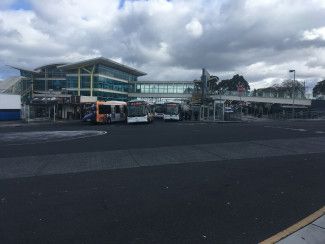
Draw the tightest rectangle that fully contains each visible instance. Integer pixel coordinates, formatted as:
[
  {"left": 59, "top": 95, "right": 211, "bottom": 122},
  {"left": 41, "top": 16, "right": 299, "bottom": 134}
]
[
  {"left": 97, "top": 65, "right": 136, "bottom": 82},
  {"left": 168, "top": 84, "right": 175, "bottom": 93},
  {"left": 67, "top": 76, "right": 78, "bottom": 88},
  {"left": 98, "top": 105, "right": 111, "bottom": 114}
]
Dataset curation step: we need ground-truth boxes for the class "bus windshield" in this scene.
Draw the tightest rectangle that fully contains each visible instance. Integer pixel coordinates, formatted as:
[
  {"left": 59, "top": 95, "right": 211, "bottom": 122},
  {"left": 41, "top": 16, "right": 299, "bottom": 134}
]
[
  {"left": 128, "top": 103, "right": 146, "bottom": 117},
  {"left": 166, "top": 104, "right": 179, "bottom": 115},
  {"left": 155, "top": 104, "right": 164, "bottom": 113}
]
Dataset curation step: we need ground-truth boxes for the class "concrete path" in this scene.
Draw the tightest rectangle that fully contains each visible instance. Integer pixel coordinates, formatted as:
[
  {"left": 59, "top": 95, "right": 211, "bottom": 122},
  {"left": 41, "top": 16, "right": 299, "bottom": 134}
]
[{"left": 1, "top": 136, "right": 325, "bottom": 180}]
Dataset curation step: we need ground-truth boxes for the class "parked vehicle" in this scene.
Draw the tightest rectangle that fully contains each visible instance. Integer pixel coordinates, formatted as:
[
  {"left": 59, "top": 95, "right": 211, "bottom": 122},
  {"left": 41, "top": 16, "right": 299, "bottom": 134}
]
[
  {"left": 127, "top": 100, "right": 154, "bottom": 124},
  {"left": 163, "top": 102, "right": 183, "bottom": 121},
  {"left": 154, "top": 101, "right": 165, "bottom": 118},
  {"left": 82, "top": 101, "right": 127, "bottom": 124}
]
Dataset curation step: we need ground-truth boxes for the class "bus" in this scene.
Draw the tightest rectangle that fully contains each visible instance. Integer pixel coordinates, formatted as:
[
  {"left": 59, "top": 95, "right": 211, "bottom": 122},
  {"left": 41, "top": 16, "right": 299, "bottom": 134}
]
[
  {"left": 127, "top": 100, "right": 154, "bottom": 124},
  {"left": 154, "top": 101, "right": 165, "bottom": 118},
  {"left": 163, "top": 102, "right": 183, "bottom": 121},
  {"left": 82, "top": 101, "right": 127, "bottom": 124}
]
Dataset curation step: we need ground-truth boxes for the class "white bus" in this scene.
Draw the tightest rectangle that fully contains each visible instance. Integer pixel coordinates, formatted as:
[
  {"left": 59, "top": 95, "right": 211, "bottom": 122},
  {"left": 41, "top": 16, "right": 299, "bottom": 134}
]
[
  {"left": 154, "top": 101, "right": 165, "bottom": 118},
  {"left": 163, "top": 102, "right": 183, "bottom": 121},
  {"left": 127, "top": 100, "right": 154, "bottom": 124}
]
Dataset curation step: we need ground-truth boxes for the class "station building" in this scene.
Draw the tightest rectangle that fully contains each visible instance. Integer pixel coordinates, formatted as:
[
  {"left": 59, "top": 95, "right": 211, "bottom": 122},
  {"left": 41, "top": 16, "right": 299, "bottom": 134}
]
[
  {"left": 8, "top": 57, "right": 146, "bottom": 102},
  {"left": 2, "top": 57, "right": 195, "bottom": 120},
  {"left": 6, "top": 57, "right": 196, "bottom": 102}
]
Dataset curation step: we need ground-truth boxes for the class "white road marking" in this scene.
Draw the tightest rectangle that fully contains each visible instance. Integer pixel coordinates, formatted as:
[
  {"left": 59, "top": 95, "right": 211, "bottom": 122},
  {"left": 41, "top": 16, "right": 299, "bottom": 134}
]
[
  {"left": 0, "top": 130, "right": 107, "bottom": 146},
  {"left": 264, "top": 126, "right": 308, "bottom": 132}
]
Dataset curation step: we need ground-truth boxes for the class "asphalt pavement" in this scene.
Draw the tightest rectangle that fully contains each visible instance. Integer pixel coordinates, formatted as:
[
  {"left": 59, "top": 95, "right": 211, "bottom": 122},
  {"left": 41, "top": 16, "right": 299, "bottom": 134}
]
[{"left": 0, "top": 119, "right": 324, "bottom": 243}]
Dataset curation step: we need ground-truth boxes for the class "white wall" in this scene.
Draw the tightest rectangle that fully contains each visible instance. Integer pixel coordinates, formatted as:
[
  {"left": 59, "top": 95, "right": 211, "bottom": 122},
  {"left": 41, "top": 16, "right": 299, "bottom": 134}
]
[{"left": 0, "top": 94, "right": 21, "bottom": 109}]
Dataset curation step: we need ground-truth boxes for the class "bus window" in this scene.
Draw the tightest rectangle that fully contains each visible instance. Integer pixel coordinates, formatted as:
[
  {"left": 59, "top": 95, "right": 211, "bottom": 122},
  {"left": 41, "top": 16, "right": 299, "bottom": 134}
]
[
  {"left": 115, "top": 106, "right": 121, "bottom": 113},
  {"left": 98, "top": 105, "right": 111, "bottom": 114}
]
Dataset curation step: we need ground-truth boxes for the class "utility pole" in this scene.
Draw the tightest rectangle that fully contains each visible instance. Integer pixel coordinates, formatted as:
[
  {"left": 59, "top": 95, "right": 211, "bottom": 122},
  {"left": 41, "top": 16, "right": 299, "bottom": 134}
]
[{"left": 289, "top": 70, "right": 295, "bottom": 119}]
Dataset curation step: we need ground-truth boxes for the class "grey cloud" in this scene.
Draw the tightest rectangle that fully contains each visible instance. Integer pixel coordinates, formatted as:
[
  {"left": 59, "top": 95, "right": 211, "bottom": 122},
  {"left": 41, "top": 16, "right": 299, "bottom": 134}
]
[{"left": 0, "top": 0, "right": 325, "bottom": 89}]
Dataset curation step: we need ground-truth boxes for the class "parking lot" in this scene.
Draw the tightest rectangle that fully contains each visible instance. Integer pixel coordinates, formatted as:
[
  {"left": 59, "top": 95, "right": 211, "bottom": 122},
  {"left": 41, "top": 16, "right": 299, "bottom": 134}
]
[{"left": 0, "top": 120, "right": 325, "bottom": 243}]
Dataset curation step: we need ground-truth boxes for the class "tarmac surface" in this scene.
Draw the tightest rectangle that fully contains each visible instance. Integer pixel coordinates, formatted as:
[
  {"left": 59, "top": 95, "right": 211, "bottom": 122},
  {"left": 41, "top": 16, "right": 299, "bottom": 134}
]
[{"left": 0, "top": 120, "right": 325, "bottom": 243}]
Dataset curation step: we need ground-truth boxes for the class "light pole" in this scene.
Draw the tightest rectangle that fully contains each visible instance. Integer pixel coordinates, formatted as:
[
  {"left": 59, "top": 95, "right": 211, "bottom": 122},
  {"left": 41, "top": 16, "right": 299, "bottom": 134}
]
[{"left": 289, "top": 69, "right": 295, "bottom": 118}]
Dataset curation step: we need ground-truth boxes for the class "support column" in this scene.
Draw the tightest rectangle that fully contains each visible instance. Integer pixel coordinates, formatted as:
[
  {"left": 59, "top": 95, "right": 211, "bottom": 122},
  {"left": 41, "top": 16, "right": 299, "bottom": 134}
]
[
  {"left": 53, "top": 104, "right": 56, "bottom": 123},
  {"left": 77, "top": 68, "right": 81, "bottom": 96},
  {"left": 213, "top": 101, "right": 216, "bottom": 121},
  {"left": 45, "top": 68, "right": 48, "bottom": 91},
  {"left": 90, "top": 65, "right": 95, "bottom": 97}
]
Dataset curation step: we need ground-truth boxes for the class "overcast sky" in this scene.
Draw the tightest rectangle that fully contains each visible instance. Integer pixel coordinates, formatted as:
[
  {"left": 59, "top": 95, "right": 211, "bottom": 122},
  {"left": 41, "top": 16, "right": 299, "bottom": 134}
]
[{"left": 0, "top": 0, "right": 325, "bottom": 89}]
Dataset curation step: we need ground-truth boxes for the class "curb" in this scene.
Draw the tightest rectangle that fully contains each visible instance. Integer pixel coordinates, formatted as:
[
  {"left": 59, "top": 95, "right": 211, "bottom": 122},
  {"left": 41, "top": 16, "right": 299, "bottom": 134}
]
[{"left": 260, "top": 206, "right": 325, "bottom": 244}]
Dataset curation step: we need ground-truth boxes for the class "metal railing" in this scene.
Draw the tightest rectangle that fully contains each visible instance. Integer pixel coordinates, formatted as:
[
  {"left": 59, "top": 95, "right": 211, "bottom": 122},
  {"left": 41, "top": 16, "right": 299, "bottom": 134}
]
[{"left": 209, "top": 90, "right": 309, "bottom": 100}]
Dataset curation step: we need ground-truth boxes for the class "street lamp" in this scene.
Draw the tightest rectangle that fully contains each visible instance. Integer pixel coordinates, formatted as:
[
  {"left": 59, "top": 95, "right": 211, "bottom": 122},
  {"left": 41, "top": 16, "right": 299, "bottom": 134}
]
[{"left": 289, "top": 69, "right": 295, "bottom": 118}]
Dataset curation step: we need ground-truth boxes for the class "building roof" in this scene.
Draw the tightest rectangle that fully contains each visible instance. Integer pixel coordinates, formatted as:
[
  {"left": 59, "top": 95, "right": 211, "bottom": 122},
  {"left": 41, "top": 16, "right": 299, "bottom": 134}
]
[
  {"left": 7, "top": 65, "right": 40, "bottom": 74},
  {"left": 34, "top": 63, "right": 67, "bottom": 71},
  {"left": 58, "top": 57, "right": 146, "bottom": 76},
  {"left": 132, "top": 80, "right": 193, "bottom": 84}
]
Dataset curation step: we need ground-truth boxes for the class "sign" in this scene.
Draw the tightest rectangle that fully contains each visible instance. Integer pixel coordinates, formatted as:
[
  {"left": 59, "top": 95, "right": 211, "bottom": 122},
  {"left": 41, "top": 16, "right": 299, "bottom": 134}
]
[
  {"left": 129, "top": 102, "right": 145, "bottom": 106},
  {"left": 237, "top": 84, "right": 245, "bottom": 92},
  {"left": 80, "top": 96, "right": 97, "bottom": 103},
  {"left": 166, "top": 103, "right": 177, "bottom": 107},
  {"left": 237, "top": 84, "right": 245, "bottom": 97}
]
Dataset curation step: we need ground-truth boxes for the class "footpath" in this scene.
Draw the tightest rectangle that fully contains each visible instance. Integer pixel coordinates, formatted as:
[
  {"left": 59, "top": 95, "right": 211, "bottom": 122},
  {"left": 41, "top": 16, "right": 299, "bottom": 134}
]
[{"left": 260, "top": 207, "right": 325, "bottom": 244}]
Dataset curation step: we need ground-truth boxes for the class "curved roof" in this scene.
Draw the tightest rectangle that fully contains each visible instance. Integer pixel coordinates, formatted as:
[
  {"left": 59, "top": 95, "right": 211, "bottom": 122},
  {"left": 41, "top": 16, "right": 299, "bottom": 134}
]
[
  {"left": 58, "top": 57, "right": 146, "bottom": 76},
  {"left": 34, "top": 63, "right": 67, "bottom": 71},
  {"left": 7, "top": 65, "right": 40, "bottom": 74}
]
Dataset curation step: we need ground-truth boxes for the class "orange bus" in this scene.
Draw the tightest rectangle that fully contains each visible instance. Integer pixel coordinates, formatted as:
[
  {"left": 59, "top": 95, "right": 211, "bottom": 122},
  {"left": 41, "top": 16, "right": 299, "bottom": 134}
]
[{"left": 94, "top": 101, "right": 127, "bottom": 124}]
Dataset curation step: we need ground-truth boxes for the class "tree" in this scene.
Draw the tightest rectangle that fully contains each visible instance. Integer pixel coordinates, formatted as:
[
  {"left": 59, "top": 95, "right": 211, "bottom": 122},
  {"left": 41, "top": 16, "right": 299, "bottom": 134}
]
[
  {"left": 216, "top": 74, "right": 250, "bottom": 92},
  {"left": 193, "top": 79, "right": 202, "bottom": 93},
  {"left": 207, "top": 75, "right": 219, "bottom": 92},
  {"left": 313, "top": 80, "right": 325, "bottom": 97},
  {"left": 254, "top": 79, "right": 305, "bottom": 98},
  {"left": 274, "top": 80, "right": 304, "bottom": 98},
  {"left": 184, "top": 87, "right": 194, "bottom": 94}
]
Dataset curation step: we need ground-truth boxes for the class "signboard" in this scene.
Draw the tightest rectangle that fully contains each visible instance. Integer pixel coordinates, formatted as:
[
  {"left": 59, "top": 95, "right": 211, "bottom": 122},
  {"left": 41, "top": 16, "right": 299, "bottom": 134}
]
[
  {"left": 80, "top": 96, "right": 97, "bottom": 103},
  {"left": 129, "top": 101, "right": 145, "bottom": 106},
  {"left": 166, "top": 103, "right": 177, "bottom": 107},
  {"left": 237, "top": 84, "right": 245, "bottom": 96}
]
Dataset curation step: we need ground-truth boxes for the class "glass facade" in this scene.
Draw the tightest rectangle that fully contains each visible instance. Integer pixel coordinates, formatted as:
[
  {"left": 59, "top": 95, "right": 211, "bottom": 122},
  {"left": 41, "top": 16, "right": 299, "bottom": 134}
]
[
  {"left": 93, "top": 91, "right": 128, "bottom": 101},
  {"left": 48, "top": 80, "right": 67, "bottom": 90},
  {"left": 43, "top": 67, "right": 66, "bottom": 78},
  {"left": 67, "top": 76, "right": 77, "bottom": 89},
  {"left": 94, "top": 76, "right": 129, "bottom": 93},
  {"left": 15, "top": 60, "right": 195, "bottom": 103},
  {"left": 34, "top": 80, "right": 45, "bottom": 91},
  {"left": 132, "top": 83, "right": 194, "bottom": 94},
  {"left": 97, "top": 65, "right": 137, "bottom": 82}
]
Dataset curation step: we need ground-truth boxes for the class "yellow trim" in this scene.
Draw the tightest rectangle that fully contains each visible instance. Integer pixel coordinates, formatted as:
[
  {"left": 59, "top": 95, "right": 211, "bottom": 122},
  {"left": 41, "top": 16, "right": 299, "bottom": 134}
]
[
  {"left": 90, "top": 65, "right": 95, "bottom": 97},
  {"left": 260, "top": 206, "right": 325, "bottom": 244},
  {"left": 77, "top": 68, "right": 81, "bottom": 96},
  {"left": 82, "top": 67, "right": 91, "bottom": 73}
]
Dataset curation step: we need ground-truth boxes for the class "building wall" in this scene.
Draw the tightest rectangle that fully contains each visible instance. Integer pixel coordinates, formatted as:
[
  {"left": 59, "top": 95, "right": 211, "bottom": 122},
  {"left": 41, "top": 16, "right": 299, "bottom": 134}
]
[{"left": 0, "top": 94, "right": 21, "bottom": 121}]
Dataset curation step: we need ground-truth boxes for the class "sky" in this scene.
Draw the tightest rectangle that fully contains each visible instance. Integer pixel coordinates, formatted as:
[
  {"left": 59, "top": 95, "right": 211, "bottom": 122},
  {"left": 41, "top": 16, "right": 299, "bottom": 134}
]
[{"left": 0, "top": 0, "right": 325, "bottom": 90}]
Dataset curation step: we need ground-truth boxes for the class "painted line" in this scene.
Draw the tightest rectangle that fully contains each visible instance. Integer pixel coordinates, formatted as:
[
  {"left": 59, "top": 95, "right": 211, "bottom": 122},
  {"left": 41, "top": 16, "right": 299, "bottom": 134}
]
[
  {"left": 315, "top": 131, "right": 325, "bottom": 134},
  {"left": 263, "top": 126, "right": 308, "bottom": 132},
  {"left": 0, "top": 130, "right": 108, "bottom": 146},
  {"left": 259, "top": 206, "right": 325, "bottom": 244},
  {"left": 284, "top": 128, "right": 307, "bottom": 132}
]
